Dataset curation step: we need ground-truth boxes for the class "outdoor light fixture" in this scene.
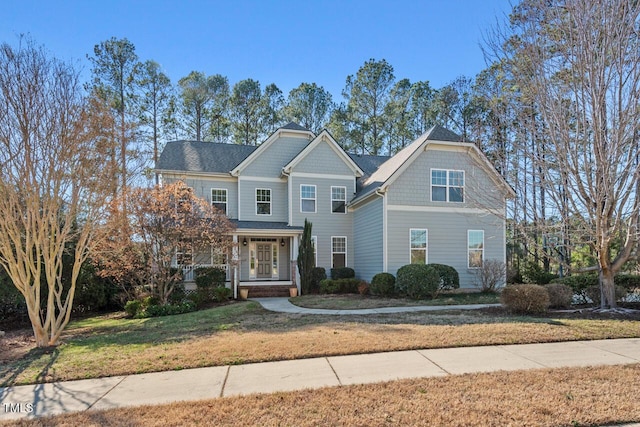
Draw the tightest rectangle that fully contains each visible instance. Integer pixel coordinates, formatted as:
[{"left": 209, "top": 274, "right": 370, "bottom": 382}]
[
  {"left": 243, "top": 237, "right": 247, "bottom": 246},
  {"left": 281, "top": 238, "right": 285, "bottom": 247}
]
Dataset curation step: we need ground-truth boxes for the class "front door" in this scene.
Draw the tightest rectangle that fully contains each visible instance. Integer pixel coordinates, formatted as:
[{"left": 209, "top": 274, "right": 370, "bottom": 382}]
[{"left": 256, "top": 243, "right": 272, "bottom": 278}]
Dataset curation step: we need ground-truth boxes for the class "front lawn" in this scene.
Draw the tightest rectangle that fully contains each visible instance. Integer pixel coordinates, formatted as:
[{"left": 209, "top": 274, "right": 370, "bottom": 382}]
[
  {"left": 2, "top": 300, "right": 639, "bottom": 387},
  {"left": 289, "top": 291, "right": 501, "bottom": 309},
  {"left": 6, "top": 365, "right": 640, "bottom": 427}
]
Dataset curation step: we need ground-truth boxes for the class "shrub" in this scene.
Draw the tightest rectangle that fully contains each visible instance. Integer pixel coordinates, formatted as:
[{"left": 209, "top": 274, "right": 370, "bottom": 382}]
[
  {"left": 545, "top": 283, "right": 573, "bottom": 309},
  {"left": 142, "top": 301, "right": 196, "bottom": 318},
  {"left": 213, "top": 286, "right": 232, "bottom": 302},
  {"left": 501, "top": 284, "right": 550, "bottom": 314},
  {"left": 428, "top": 264, "right": 460, "bottom": 290},
  {"left": 523, "top": 262, "right": 557, "bottom": 285},
  {"left": 319, "top": 278, "right": 360, "bottom": 294},
  {"left": 319, "top": 279, "right": 340, "bottom": 294},
  {"left": 357, "top": 281, "right": 370, "bottom": 295},
  {"left": 614, "top": 274, "right": 640, "bottom": 291},
  {"left": 370, "top": 273, "right": 396, "bottom": 297},
  {"left": 552, "top": 274, "right": 599, "bottom": 304},
  {"left": 331, "top": 267, "right": 355, "bottom": 280},
  {"left": 195, "top": 267, "right": 226, "bottom": 288},
  {"left": 472, "top": 259, "right": 507, "bottom": 292},
  {"left": 395, "top": 264, "right": 440, "bottom": 300},
  {"left": 168, "top": 283, "right": 186, "bottom": 304},
  {"left": 310, "top": 267, "right": 327, "bottom": 294},
  {"left": 124, "top": 300, "right": 142, "bottom": 317}
]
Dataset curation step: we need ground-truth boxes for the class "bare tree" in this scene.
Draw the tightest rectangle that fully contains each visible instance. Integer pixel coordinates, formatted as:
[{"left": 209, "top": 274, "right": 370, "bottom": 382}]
[
  {"left": 495, "top": 0, "right": 640, "bottom": 309},
  {"left": 0, "top": 38, "right": 114, "bottom": 346}
]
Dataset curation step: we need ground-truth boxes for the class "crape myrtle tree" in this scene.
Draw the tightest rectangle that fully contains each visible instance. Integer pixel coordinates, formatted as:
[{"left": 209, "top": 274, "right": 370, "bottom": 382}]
[
  {"left": 494, "top": 0, "right": 640, "bottom": 309},
  {"left": 0, "top": 38, "right": 115, "bottom": 346},
  {"left": 96, "top": 181, "right": 235, "bottom": 304}
]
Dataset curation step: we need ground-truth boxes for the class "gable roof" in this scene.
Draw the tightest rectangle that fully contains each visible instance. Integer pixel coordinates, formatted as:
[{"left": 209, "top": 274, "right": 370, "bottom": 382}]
[
  {"left": 156, "top": 140, "right": 257, "bottom": 174},
  {"left": 350, "top": 124, "right": 514, "bottom": 205},
  {"left": 282, "top": 130, "right": 364, "bottom": 177},
  {"left": 231, "top": 123, "right": 315, "bottom": 176}
]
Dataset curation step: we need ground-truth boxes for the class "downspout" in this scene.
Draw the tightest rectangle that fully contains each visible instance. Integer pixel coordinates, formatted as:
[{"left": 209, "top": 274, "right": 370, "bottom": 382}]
[{"left": 376, "top": 188, "right": 388, "bottom": 272}]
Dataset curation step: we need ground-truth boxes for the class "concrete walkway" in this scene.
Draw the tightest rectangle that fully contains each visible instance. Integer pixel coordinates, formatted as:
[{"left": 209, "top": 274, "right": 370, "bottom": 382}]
[
  {"left": 1, "top": 338, "right": 639, "bottom": 421},
  {"left": 252, "top": 297, "right": 502, "bottom": 314}
]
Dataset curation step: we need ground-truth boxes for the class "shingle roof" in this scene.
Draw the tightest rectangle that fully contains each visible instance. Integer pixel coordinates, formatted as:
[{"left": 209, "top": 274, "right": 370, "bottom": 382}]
[
  {"left": 157, "top": 140, "right": 257, "bottom": 173},
  {"left": 281, "top": 122, "right": 312, "bottom": 132}
]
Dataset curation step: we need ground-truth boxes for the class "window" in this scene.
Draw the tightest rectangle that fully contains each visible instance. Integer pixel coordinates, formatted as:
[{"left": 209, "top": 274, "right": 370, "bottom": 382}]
[
  {"left": 468, "top": 230, "right": 484, "bottom": 268},
  {"left": 256, "top": 188, "right": 271, "bottom": 215},
  {"left": 311, "top": 236, "right": 318, "bottom": 266},
  {"left": 410, "top": 229, "right": 428, "bottom": 264},
  {"left": 176, "top": 243, "right": 193, "bottom": 266},
  {"left": 331, "top": 186, "right": 347, "bottom": 214},
  {"left": 431, "top": 169, "right": 464, "bottom": 202},
  {"left": 211, "top": 189, "right": 227, "bottom": 214},
  {"left": 332, "top": 236, "right": 347, "bottom": 268},
  {"left": 300, "top": 185, "right": 316, "bottom": 213}
]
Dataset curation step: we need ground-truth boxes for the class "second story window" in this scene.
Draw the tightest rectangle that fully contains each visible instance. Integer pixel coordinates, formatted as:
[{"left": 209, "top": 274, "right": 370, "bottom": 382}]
[
  {"left": 431, "top": 169, "right": 464, "bottom": 203},
  {"left": 300, "top": 185, "right": 316, "bottom": 213},
  {"left": 256, "top": 188, "right": 271, "bottom": 215},
  {"left": 331, "top": 186, "right": 346, "bottom": 214},
  {"left": 211, "top": 189, "right": 227, "bottom": 215}
]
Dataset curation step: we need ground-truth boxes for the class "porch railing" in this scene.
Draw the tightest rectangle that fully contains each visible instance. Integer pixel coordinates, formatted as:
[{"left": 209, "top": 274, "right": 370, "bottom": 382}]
[{"left": 179, "top": 264, "right": 229, "bottom": 282}]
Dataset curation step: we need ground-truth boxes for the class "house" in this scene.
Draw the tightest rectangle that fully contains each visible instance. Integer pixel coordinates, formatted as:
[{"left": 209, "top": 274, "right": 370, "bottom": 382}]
[{"left": 156, "top": 123, "right": 514, "bottom": 297}]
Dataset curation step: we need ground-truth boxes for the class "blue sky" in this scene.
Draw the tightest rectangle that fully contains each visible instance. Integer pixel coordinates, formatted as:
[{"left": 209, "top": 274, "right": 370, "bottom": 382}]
[{"left": 3, "top": 0, "right": 512, "bottom": 100}]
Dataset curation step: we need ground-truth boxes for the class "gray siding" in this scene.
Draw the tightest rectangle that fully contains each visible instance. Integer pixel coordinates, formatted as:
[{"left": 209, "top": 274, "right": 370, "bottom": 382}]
[
  {"left": 238, "top": 178, "right": 288, "bottom": 222},
  {"left": 242, "top": 135, "right": 310, "bottom": 177},
  {"left": 386, "top": 209, "right": 505, "bottom": 288},
  {"left": 161, "top": 175, "right": 239, "bottom": 219},
  {"left": 290, "top": 176, "right": 355, "bottom": 272},
  {"left": 388, "top": 147, "right": 506, "bottom": 209},
  {"left": 353, "top": 197, "right": 384, "bottom": 282},
  {"left": 294, "top": 141, "right": 354, "bottom": 175}
]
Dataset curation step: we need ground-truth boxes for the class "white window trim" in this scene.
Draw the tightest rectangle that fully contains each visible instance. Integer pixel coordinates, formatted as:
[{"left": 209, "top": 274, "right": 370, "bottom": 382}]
[
  {"left": 430, "top": 168, "right": 465, "bottom": 203},
  {"left": 331, "top": 186, "right": 347, "bottom": 214},
  {"left": 331, "top": 236, "right": 347, "bottom": 268},
  {"left": 409, "top": 228, "right": 428, "bottom": 264},
  {"left": 467, "top": 229, "right": 484, "bottom": 269},
  {"left": 256, "top": 188, "right": 272, "bottom": 216},
  {"left": 211, "top": 188, "right": 228, "bottom": 214},
  {"left": 311, "top": 235, "right": 318, "bottom": 267},
  {"left": 300, "top": 184, "right": 317, "bottom": 213}
]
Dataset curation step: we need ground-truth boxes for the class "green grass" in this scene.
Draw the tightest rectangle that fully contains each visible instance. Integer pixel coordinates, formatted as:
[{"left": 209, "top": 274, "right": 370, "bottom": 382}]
[{"left": 289, "top": 291, "right": 501, "bottom": 309}]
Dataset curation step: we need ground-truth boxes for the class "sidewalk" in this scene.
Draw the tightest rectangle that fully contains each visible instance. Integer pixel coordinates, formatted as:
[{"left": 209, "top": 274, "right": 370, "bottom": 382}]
[
  {"left": 252, "top": 297, "right": 502, "bottom": 314},
  {"left": 2, "top": 338, "right": 639, "bottom": 421}
]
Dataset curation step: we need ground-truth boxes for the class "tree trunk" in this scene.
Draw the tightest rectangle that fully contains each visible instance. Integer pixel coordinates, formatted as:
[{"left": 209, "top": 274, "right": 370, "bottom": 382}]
[{"left": 599, "top": 268, "right": 617, "bottom": 309}]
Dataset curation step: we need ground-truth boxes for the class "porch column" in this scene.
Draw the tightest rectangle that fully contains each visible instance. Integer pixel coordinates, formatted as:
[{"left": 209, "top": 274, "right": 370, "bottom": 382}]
[
  {"left": 232, "top": 234, "right": 239, "bottom": 299},
  {"left": 292, "top": 235, "right": 300, "bottom": 293}
]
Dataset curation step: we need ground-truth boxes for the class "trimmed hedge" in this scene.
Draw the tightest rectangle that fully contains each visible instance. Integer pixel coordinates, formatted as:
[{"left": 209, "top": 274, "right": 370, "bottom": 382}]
[
  {"left": 501, "top": 284, "right": 550, "bottom": 314},
  {"left": 428, "top": 264, "right": 460, "bottom": 290},
  {"left": 370, "top": 273, "right": 396, "bottom": 297},
  {"left": 544, "top": 283, "right": 573, "bottom": 309},
  {"left": 319, "top": 278, "right": 360, "bottom": 294},
  {"left": 395, "top": 264, "right": 440, "bottom": 300},
  {"left": 331, "top": 267, "right": 355, "bottom": 280}
]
